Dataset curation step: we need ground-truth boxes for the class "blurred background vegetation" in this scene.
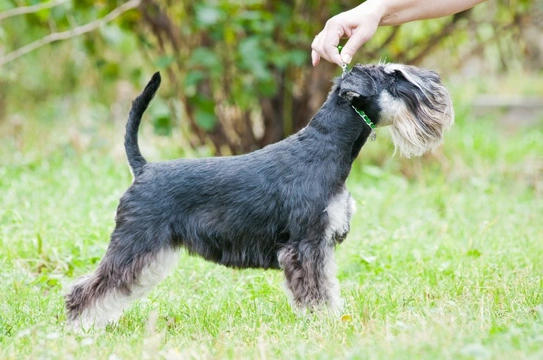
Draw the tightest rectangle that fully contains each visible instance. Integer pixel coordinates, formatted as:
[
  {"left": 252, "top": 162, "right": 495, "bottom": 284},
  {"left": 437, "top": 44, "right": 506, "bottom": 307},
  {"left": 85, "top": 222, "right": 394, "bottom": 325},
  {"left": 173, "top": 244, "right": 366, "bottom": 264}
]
[
  {"left": 0, "top": 0, "right": 542, "bottom": 157},
  {"left": 0, "top": 3, "right": 542, "bottom": 355}
]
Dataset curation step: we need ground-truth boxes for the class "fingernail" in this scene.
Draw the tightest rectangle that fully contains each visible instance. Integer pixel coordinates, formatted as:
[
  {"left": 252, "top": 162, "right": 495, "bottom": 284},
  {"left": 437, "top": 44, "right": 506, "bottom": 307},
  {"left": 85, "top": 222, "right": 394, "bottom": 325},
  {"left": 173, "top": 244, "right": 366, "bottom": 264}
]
[
  {"left": 342, "top": 54, "right": 352, "bottom": 64},
  {"left": 311, "top": 51, "right": 319, "bottom": 66}
]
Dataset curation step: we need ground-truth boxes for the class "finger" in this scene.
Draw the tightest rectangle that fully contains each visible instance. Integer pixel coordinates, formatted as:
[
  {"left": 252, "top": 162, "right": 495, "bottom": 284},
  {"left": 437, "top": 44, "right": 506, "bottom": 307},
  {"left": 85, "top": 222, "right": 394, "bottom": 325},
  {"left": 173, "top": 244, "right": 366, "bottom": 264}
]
[
  {"left": 312, "top": 36, "right": 339, "bottom": 66},
  {"left": 311, "top": 49, "right": 320, "bottom": 66},
  {"left": 311, "top": 35, "right": 322, "bottom": 66},
  {"left": 327, "top": 49, "right": 344, "bottom": 67},
  {"left": 321, "top": 34, "right": 345, "bottom": 66},
  {"left": 340, "top": 28, "right": 374, "bottom": 64},
  {"left": 314, "top": 19, "right": 347, "bottom": 66}
]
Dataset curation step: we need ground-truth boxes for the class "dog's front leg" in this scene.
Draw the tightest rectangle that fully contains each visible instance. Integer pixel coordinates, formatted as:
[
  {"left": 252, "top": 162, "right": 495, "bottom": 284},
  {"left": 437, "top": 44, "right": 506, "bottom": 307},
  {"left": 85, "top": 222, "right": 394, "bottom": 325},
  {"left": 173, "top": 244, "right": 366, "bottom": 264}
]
[{"left": 278, "top": 242, "right": 342, "bottom": 315}]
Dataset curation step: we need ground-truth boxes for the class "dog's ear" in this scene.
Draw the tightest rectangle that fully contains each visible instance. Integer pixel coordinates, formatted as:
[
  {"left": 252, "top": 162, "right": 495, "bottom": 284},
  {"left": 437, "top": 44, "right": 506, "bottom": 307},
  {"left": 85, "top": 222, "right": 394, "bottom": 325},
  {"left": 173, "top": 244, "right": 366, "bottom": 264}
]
[
  {"left": 380, "top": 64, "right": 455, "bottom": 157},
  {"left": 338, "top": 68, "right": 378, "bottom": 102}
]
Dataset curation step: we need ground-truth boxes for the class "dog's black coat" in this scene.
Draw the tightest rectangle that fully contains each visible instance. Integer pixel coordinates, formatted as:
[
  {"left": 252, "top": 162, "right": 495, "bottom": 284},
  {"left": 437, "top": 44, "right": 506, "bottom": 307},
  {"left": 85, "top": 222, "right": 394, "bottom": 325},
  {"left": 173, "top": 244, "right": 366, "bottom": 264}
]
[
  {"left": 118, "top": 72, "right": 371, "bottom": 270},
  {"left": 66, "top": 64, "right": 453, "bottom": 328}
]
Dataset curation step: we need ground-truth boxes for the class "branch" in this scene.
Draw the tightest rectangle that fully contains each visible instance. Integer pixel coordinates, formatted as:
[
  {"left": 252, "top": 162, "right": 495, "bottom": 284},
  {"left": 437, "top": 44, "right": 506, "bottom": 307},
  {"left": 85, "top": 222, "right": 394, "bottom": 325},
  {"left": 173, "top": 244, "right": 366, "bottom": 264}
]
[
  {"left": 0, "top": 0, "right": 141, "bottom": 67},
  {"left": 0, "top": 0, "right": 70, "bottom": 22},
  {"left": 365, "top": 26, "right": 400, "bottom": 60},
  {"left": 406, "top": 10, "right": 471, "bottom": 65}
]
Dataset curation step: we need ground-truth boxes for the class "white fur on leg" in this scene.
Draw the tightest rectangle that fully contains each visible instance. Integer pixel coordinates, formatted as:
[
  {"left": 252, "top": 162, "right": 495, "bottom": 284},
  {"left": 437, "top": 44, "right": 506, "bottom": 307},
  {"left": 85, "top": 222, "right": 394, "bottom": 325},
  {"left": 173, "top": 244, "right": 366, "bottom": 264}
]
[
  {"left": 321, "top": 189, "right": 354, "bottom": 314},
  {"left": 321, "top": 246, "right": 342, "bottom": 315},
  {"left": 69, "top": 248, "right": 178, "bottom": 331},
  {"left": 324, "top": 188, "right": 356, "bottom": 242}
]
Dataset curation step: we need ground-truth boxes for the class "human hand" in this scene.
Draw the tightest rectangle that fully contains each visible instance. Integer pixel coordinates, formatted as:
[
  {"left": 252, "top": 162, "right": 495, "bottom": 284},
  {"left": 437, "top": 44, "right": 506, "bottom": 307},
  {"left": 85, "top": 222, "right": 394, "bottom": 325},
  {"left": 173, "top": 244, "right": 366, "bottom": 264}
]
[
  {"left": 311, "top": 0, "right": 487, "bottom": 66},
  {"left": 311, "top": 4, "right": 383, "bottom": 66}
]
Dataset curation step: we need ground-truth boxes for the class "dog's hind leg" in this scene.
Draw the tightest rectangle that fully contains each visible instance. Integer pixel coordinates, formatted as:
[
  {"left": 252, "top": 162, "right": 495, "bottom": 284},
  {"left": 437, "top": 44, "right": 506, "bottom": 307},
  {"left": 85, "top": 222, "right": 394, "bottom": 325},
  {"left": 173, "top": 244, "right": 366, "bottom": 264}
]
[
  {"left": 65, "top": 229, "right": 178, "bottom": 330},
  {"left": 278, "top": 242, "right": 342, "bottom": 315}
]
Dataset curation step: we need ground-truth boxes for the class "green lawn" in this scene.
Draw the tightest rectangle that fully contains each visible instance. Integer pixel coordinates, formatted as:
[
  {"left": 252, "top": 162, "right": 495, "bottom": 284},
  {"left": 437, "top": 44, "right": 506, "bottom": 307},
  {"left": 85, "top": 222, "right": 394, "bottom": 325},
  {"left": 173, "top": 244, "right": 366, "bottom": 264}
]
[{"left": 1, "top": 79, "right": 542, "bottom": 359}]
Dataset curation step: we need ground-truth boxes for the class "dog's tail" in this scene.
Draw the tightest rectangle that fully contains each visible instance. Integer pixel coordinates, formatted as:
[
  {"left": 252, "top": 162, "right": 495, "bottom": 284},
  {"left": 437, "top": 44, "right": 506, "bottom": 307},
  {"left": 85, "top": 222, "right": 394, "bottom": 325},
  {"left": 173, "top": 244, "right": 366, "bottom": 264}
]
[{"left": 125, "top": 72, "right": 161, "bottom": 177}]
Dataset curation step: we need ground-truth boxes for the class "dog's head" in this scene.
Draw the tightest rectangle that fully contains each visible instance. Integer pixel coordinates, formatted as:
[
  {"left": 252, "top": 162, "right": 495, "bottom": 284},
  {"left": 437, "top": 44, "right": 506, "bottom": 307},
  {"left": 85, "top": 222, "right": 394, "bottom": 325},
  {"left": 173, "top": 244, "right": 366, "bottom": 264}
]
[{"left": 339, "top": 63, "right": 454, "bottom": 157}]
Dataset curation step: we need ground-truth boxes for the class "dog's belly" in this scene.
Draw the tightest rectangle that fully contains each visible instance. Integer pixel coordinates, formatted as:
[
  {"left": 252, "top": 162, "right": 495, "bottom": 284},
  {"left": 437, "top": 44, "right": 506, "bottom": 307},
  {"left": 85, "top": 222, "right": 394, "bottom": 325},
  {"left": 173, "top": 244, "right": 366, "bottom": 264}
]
[
  {"left": 183, "top": 234, "right": 283, "bottom": 270},
  {"left": 174, "top": 188, "right": 356, "bottom": 269},
  {"left": 175, "top": 209, "right": 287, "bottom": 270},
  {"left": 179, "top": 189, "right": 355, "bottom": 269}
]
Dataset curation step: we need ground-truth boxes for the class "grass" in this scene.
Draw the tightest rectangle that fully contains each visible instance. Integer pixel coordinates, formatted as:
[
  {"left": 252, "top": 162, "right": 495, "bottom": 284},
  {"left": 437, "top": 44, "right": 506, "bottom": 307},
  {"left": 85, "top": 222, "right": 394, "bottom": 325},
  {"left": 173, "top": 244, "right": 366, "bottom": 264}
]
[{"left": 1, "top": 75, "right": 542, "bottom": 359}]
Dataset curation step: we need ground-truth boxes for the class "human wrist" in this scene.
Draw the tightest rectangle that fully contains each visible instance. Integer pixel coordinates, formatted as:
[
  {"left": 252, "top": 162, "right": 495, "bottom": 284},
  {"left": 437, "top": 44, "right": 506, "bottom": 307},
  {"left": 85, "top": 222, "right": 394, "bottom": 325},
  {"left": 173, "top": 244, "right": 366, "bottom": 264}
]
[{"left": 355, "top": 0, "right": 388, "bottom": 25}]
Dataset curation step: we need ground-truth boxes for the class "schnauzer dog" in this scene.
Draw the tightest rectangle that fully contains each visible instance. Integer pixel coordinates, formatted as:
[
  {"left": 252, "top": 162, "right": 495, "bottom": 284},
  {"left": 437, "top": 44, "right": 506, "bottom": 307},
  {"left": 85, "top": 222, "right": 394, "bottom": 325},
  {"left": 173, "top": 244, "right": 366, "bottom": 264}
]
[{"left": 65, "top": 63, "right": 453, "bottom": 329}]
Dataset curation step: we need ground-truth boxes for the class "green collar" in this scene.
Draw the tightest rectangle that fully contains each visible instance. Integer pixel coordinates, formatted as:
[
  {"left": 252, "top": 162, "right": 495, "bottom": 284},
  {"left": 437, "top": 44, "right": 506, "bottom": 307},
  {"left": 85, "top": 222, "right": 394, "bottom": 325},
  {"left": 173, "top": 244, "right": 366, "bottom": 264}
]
[
  {"left": 338, "top": 49, "right": 376, "bottom": 141},
  {"left": 339, "top": 54, "right": 376, "bottom": 141},
  {"left": 351, "top": 106, "right": 377, "bottom": 141}
]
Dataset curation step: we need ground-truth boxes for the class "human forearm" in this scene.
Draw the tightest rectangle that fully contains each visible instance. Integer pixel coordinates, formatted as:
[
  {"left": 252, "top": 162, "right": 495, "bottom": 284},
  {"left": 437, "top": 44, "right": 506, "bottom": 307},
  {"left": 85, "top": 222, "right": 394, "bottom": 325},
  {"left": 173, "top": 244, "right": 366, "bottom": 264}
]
[{"left": 363, "top": 0, "right": 486, "bottom": 26}]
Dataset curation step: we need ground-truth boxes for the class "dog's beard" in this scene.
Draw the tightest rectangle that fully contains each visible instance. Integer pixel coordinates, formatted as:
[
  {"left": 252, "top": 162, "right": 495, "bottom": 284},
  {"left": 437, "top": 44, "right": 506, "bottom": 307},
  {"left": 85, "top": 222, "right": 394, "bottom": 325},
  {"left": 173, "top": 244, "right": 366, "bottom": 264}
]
[
  {"left": 378, "top": 90, "right": 453, "bottom": 157},
  {"left": 378, "top": 65, "right": 454, "bottom": 157}
]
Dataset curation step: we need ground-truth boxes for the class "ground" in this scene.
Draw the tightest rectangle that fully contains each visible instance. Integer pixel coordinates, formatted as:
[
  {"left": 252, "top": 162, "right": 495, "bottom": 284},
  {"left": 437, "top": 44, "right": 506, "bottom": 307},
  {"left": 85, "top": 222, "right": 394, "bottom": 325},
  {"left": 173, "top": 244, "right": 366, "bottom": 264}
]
[{"left": 0, "top": 75, "right": 542, "bottom": 359}]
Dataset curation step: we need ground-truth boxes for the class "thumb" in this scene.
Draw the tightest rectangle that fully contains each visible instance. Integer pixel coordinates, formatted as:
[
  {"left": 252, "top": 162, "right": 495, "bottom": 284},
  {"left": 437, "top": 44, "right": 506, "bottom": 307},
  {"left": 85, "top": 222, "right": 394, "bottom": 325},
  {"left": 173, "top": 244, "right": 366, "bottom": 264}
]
[{"left": 340, "top": 28, "right": 373, "bottom": 64}]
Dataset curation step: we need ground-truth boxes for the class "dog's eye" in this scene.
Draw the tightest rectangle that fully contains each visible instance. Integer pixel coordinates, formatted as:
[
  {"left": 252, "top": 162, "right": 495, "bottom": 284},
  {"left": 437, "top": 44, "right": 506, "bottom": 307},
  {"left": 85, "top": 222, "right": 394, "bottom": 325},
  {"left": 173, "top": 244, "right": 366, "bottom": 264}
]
[{"left": 336, "top": 97, "right": 348, "bottom": 105}]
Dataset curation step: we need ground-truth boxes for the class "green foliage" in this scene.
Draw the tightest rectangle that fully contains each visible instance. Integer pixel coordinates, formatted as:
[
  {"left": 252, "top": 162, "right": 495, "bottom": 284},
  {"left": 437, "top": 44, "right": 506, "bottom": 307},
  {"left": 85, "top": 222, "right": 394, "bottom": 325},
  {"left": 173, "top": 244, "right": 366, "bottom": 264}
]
[
  {"left": 192, "top": 95, "right": 217, "bottom": 131},
  {"left": 148, "top": 98, "right": 173, "bottom": 136},
  {"left": 183, "top": 1, "right": 316, "bottom": 105},
  {"left": 1, "top": 0, "right": 540, "bottom": 151}
]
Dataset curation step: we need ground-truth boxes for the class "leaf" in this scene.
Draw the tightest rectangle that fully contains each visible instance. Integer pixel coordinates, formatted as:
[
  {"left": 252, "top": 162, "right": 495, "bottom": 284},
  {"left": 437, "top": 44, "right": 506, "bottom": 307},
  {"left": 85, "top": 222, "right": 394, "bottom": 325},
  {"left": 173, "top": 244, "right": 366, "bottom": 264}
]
[
  {"left": 35, "top": 8, "right": 51, "bottom": 22},
  {"left": 184, "top": 70, "right": 206, "bottom": 88},
  {"left": 466, "top": 249, "right": 482, "bottom": 257},
  {"left": 155, "top": 56, "right": 175, "bottom": 69},
  {"left": 363, "top": 165, "right": 385, "bottom": 179},
  {"left": 438, "top": 261, "right": 451, "bottom": 272},
  {"left": 194, "top": 109, "right": 216, "bottom": 131},
  {"left": 36, "top": 233, "right": 43, "bottom": 255},
  {"left": 256, "top": 78, "right": 277, "bottom": 97},
  {"left": 184, "top": 71, "right": 207, "bottom": 97},
  {"left": 152, "top": 116, "right": 172, "bottom": 136},
  {"left": 100, "top": 24, "right": 124, "bottom": 46},
  {"left": 360, "top": 253, "right": 377, "bottom": 264},
  {"left": 288, "top": 50, "right": 308, "bottom": 67},
  {"left": 191, "top": 95, "right": 217, "bottom": 131},
  {"left": 195, "top": 4, "right": 225, "bottom": 27},
  {"left": 149, "top": 99, "right": 172, "bottom": 135},
  {"left": 102, "top": 62, "right": 120, "bottom": 79},
  {"left": 188, "top": 48, "right": 223, "bottom": 75},
  {"left": 238, "top": 37, "right": 270, "bottom": 80}
]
